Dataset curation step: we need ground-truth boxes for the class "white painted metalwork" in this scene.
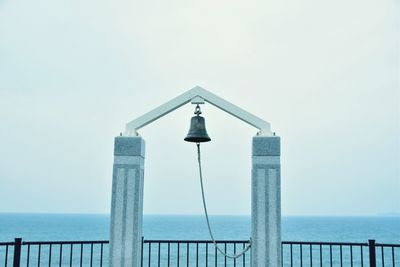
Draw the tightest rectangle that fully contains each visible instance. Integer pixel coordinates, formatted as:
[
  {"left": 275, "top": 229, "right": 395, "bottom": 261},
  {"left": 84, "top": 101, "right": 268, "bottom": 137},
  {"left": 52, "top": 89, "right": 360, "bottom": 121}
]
[{"left": 124, "top": 86, "right": 272, "bottom": 136}]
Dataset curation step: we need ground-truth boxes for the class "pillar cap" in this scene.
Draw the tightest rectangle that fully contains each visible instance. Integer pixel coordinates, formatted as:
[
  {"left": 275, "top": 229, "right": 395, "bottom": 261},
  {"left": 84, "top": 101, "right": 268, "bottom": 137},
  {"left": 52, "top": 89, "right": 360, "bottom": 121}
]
[
  {"left": 114, "top": 136, "right": 145, "bottom": 157},
  {"left": 252, "top": 136, "right": 280, "bottom": 156}
]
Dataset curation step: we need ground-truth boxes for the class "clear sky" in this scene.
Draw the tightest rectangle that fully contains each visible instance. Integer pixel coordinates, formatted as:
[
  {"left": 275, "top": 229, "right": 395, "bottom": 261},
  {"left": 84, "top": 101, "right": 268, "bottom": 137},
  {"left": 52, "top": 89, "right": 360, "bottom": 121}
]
[{"left": 0, "top": 0, "right": 399, "bottom": 216}]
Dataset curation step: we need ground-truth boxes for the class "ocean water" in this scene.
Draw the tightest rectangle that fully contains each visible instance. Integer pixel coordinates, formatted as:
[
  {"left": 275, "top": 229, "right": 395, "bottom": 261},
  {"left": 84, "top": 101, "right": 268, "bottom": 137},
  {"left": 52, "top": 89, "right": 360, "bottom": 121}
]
[
  {"left": 0, "top": 214, "right": 399, "bottom": 266},
  {"left": 0, "top": 213, "right": 399, "bottom": 243}
]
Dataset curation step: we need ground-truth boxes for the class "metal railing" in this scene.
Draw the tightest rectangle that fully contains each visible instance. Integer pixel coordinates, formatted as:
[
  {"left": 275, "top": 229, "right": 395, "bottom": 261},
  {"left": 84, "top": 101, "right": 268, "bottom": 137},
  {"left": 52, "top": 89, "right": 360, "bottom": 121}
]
[
  {"left": 141, "top": 239, "right": 250, "bottom": 266},
  {"left": 0, "top": 239, "right": 108, "bottom": 267},
  {"left": 281, "top": 240, "right": 400, "bottom": 267},
  {"left": 1, "top": 238, "right": 399, "bottom": 266}
]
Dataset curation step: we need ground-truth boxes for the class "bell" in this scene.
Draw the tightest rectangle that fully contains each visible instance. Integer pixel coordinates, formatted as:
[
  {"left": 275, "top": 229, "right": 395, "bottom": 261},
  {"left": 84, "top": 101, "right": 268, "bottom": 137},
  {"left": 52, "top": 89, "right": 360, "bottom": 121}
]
[{"left": 184, "top": 115, "right": 211, "bottom": 143}]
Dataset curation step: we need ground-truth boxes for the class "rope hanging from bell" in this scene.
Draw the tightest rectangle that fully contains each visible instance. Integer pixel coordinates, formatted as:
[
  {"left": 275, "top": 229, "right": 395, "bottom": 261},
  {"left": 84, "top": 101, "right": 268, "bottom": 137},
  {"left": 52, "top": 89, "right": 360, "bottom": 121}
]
[{"left": 184, "top": 104, "right": 251, "bottom": 259}]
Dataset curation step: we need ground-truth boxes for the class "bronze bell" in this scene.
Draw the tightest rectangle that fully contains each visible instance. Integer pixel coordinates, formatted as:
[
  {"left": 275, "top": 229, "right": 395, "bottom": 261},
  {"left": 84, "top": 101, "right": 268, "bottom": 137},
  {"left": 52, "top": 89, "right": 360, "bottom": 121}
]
[{"left": 184, "top": 105, "right": 211, "bottom": 143}]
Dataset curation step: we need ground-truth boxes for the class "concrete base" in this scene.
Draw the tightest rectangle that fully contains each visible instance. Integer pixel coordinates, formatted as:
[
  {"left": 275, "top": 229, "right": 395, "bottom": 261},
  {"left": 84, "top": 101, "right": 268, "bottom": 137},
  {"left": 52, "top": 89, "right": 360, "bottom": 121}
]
[
  {"left": 109, "top": 137, "right": 145, "bottom": 267},
  {"left": 251, "top": 136, "right": 281, "bottom": 267}
]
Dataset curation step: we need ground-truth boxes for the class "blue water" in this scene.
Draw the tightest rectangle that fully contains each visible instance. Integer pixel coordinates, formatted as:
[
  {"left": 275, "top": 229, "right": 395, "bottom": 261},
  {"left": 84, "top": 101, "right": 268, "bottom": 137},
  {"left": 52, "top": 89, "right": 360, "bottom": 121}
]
[{"left": 0, "top": 213, "right": 399, "bottom": 243}]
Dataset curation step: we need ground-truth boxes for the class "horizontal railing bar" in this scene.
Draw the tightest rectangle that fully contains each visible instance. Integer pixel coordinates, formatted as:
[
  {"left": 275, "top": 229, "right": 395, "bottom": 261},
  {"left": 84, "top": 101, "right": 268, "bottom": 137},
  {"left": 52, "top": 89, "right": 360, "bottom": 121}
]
[
  {"left": 22, "top": 240, "right": 109, "bottom": 245},
  {"left": 143, "top": 239, "right": 250, "bottom": 244},
  {"left": 0, "top": 240, "right": 398, "bottom": 247},
  {"left": 375, "top": 243, "right": 400, "bottom": 248},
  {"left": 282, "top": 241, "right": 368, "bottom": 246},
  {"left": 0, "top": 242, "right": 15, "bottom": 246}
]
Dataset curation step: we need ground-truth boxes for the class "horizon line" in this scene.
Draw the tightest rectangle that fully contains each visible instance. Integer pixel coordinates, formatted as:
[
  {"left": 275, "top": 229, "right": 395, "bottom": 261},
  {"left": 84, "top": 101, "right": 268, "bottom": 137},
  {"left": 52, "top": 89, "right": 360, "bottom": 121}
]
[{"left": 0, "top": 211, "right": 399, "bottom": 217}]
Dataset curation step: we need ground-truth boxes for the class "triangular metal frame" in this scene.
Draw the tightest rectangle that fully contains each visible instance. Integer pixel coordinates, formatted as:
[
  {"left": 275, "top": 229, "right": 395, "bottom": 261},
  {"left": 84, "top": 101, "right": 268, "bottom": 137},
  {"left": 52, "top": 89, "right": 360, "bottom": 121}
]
[{"left": 124, "top": 86, "right": 272, "bottom": 136}]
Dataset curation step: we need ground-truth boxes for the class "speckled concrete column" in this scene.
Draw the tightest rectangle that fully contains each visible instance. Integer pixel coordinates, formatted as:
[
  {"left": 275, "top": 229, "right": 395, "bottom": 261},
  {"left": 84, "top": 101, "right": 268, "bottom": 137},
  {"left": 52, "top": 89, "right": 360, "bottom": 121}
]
[
  {"left": 251, "top": 136, "right": 281, "bottom": 267},
  {"left": 110, "top": 136, "right": 145, "bottom": 267}
]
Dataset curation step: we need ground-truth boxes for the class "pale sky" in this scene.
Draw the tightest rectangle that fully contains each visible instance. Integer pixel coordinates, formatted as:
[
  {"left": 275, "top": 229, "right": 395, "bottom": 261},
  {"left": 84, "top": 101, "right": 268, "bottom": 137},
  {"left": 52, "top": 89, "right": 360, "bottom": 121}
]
[{"left": 0, "top": 0, "right": 399, "bottom": 216}]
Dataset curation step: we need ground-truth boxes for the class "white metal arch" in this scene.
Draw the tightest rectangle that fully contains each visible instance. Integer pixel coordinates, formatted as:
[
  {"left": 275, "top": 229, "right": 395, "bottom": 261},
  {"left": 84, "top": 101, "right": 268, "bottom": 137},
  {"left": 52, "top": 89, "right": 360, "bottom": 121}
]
[{"left": 124, "top": 86, "right": 272, "bottom": 136}]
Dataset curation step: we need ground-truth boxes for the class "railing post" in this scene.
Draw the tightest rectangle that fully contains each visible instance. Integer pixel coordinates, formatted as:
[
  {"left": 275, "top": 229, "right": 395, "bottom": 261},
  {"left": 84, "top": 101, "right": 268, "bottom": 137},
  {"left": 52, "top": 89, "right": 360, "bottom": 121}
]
[
  {"left": 141, "top": 237, "right": 144, "bottom": 267},
  {"left": 13, "top": 238, "right": 22, "bottom": 267},
  {"left": 368, "top": 239, "right": 376, "bottom": 267}
]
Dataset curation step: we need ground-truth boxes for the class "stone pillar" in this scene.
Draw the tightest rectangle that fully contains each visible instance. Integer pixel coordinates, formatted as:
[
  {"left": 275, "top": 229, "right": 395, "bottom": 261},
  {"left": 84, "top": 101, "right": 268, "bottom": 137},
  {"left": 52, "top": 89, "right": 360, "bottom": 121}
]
[
  {"left": 109, "top": 136, "right": 145, "bottom": 267},
  {"left": 251, "top": 136, "right": 281, "bottom": 267}
]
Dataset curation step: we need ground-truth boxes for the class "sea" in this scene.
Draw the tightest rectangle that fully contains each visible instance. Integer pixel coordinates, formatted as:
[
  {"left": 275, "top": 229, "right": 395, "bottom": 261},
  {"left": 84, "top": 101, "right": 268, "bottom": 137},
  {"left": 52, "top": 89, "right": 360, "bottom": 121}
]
[
  {"left": 0, "top": 214, "right": 399, "bottom": 266},
  {"left": 1, "top": 213, "right": 399, "bottom": 242}
]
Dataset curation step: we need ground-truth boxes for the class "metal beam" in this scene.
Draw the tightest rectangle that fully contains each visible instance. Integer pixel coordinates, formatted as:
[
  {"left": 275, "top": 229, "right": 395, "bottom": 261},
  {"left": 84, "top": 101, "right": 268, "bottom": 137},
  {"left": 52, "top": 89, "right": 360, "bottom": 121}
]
[{"left": 124, "top": 86, "right": 272, "bottom": 136}]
